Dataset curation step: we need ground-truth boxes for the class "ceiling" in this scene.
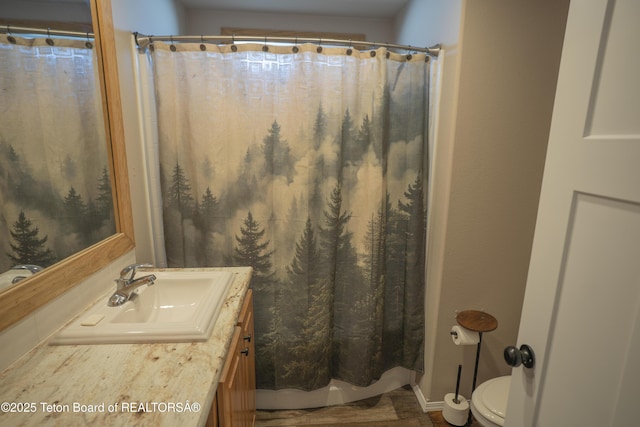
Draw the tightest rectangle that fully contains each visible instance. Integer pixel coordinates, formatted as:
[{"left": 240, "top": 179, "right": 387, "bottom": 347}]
[{"left": 178, "top": 0, "right": 410, "bottom": 19}]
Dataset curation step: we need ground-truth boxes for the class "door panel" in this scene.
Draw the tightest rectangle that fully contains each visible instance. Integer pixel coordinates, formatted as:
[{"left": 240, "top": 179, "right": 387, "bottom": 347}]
[
  {"left": 535, "top": 194, "right": 640, "bottom": 426},
  {"left": 506, "top": 0, "right": 640, "bottom": 425},
  {"left": 585, "top": 0, "right": 640, "bottom": 136}
]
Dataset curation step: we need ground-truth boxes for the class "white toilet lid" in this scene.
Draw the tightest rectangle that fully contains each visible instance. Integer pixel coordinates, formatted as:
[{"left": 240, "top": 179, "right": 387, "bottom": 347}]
[
  {"left": 481, "top": 376, "right": 510, "bottom": 418},
  {"left": 471, "top": 376, "right": 510, "bottom": 426}
]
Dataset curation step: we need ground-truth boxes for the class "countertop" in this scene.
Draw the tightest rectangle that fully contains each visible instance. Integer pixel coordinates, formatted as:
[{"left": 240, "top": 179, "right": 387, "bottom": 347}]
[{"left": 0, "top": 267, "right": 252, "bottom": 427}]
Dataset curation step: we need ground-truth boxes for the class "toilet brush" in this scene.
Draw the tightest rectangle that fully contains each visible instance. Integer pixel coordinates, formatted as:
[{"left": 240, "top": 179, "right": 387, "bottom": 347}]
[
  {"left": 454, "top": 364, "right": 462, "bottom": 404},
  {"left": 443, "top": 364, "right": 469, "bottom": 426}
]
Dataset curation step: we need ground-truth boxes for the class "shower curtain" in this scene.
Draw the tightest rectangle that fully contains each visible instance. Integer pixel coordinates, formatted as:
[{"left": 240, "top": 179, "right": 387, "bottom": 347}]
[
  {"left": 0, "top": 34, "right": 113, "bottom": 275},
  {"left": 143, "top": 41, "right": 430, "bottom": 390}
]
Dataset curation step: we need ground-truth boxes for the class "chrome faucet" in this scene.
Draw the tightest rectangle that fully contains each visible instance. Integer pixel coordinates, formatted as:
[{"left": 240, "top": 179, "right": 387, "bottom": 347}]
[{"left": 108, "top": 263, "right": 156, "bottom": 307}]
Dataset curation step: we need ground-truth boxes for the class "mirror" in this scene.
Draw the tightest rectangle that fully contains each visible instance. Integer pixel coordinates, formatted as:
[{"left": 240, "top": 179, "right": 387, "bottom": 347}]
[
  {"left": 0, "top": 1, "right": 112, "bottom": 287},
  {"left": 0, "top": 0, "right": 134, "bottom": 332}
]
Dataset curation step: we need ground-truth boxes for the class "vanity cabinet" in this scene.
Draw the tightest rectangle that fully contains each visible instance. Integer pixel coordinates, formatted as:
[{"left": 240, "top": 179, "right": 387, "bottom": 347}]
[{"left": 207, "top": 289, "right": 256, "bottom": 427}]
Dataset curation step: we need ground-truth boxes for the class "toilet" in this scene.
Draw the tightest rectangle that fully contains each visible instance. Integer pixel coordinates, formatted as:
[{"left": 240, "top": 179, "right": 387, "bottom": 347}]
[{"left": 470, "top": 376, "right": 510, "bottom": 427}]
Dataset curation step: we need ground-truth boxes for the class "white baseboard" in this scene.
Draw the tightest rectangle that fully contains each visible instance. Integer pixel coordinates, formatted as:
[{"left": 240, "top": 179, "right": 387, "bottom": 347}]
[
  {"left": 410, "top": 383, "right": 444, "bottom": 412},
  {"left": 425, "top": 400, "right": 445, "bottom": 412}
]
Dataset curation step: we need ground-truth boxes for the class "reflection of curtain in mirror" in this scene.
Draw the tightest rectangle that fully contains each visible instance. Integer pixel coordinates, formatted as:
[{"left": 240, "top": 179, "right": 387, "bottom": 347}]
[
  {"left": 144, "top": 42, "right": 430, "bottom": 391},
  {"left": 0, "top": 35, "right": 114, "bottom": 274}
]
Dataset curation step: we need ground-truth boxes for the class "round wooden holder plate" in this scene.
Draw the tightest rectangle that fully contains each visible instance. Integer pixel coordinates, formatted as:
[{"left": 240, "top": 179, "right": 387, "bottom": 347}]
[{"left": 456, "top": 310, "right": 498, "bottom": 333}]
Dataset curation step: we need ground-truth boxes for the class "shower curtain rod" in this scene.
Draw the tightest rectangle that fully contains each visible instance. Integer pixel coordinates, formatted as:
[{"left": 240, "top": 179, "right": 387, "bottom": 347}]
[
  {"left": 134, "top": 32, "right": 440, "bottom": 56},
  {"left": 1, "top": 25, "right": 94, "bottom": 40}
]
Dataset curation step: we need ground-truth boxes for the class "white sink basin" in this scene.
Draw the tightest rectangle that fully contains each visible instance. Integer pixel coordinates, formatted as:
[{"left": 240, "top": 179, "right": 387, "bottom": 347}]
[{"left": 50, "top": 269, "right": 234, "bottom": 345}]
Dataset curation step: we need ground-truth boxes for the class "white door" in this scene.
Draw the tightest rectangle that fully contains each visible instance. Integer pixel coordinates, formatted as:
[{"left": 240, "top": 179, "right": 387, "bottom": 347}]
[{"left": 505, "top": 0, "right": 640, "bottom": 425}]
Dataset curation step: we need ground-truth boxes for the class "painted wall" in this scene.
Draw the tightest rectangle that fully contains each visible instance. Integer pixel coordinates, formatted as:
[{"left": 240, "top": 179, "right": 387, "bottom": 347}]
[
  {"left": 424, "top": 0, "right": 569, "bottom": 401},
  {"left": 0, "top": 0, "right": 91, "bottom": 23},
  {"left": 111, "top": 0, "right": 185, "bottom": 35},
  {"left": 393, "top": 0, "right": 466, "bottom": 405},
  {"left": 184, "top": 8, "right": 393, "bottom": 43},
  {"left": 110, "top": 0, "right": 186, "bottom": 265}
]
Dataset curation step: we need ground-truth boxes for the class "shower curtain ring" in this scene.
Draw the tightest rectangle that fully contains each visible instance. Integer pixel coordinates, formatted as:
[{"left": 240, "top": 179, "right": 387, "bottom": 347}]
[
  {"left": 231, "top": 34, "right": 238, "bottom": 52},
  {"left": 292, "top": 36, "right": 299, "bottom": 53},
  {"left": 6, "top": 25, "right": 16, "bottom": 44},
  {"left": 85, "top": 32, "right": 93, "bottom": 49},
  {"left": 46, "top": 28, "right": 54, "bottom": 46},
  {"left": 170, "top": 35, "right": 176, "bottom": 51},
  {"left": 262, "top": 36, "right": 269, "bottom": 52}
]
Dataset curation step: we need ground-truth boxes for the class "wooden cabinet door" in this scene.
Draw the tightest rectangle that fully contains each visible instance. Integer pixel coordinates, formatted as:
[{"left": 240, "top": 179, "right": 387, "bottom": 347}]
[
  {"left": 238, "top": 289, "right": 256, "bottom": 426},
  {"left": 205, "top": 394, "right": 218, "bottom": 427},
  {"left": 216, "top": 290, "right": 256, "bottom": 427},
  {"left": 218, "top": 326, "right": 245, "bottom": 427}
]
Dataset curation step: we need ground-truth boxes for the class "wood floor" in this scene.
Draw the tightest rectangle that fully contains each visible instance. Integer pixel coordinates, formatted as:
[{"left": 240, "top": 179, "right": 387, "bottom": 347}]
[{"left": 255, "top": 385, "right": 481, "bottom": 427}]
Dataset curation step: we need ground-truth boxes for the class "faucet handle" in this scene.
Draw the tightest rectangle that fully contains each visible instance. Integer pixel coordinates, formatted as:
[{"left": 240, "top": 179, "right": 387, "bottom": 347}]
[
  {"left": 118, "top": 263, "right": 153, "bottom": 281},
  {"left": 12, "top": 264, "right": 44, "bottom": 274}
]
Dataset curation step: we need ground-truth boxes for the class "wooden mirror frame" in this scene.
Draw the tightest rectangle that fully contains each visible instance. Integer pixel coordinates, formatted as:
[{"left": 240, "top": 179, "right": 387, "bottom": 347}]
[{"left": 0, "top": 0, "right": 134, "bottom": 332}]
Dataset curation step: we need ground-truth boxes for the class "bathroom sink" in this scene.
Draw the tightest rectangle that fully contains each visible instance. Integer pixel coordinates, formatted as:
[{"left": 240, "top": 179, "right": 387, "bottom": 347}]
[{"left": 50, "top": 269, "right": 235, "bottom": 345}]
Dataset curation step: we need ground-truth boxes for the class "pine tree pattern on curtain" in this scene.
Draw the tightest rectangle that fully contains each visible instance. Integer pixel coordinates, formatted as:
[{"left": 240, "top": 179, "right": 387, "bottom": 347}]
[
  {"left": 148, "top": 42, "right": 429, "bottom": 390},
  {"left": 0, "top": 35, "right": 114, "bottom": 276}
]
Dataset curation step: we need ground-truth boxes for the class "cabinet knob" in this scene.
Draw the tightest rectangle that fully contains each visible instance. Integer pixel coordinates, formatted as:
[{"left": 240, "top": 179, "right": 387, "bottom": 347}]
[
  {"left": 241, "top": 348, "right": 250, "bottom": 356},
  {"left": 243, "top": 334, "right": 252, "bottom": 343}
]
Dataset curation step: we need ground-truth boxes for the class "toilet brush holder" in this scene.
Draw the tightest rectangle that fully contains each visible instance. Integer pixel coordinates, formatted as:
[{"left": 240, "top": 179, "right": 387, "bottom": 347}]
[
  {"left": 443, "top": 364, "right": 469, "bottom": 426},
  {"left": 443, "top": 392, "right": 469, "bottom": 426}
]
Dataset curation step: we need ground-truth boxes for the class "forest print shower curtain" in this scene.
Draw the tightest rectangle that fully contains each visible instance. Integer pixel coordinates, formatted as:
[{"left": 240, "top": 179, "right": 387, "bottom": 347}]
[{"left": 146, "top": 41, "right": 430, "bottom": 390}]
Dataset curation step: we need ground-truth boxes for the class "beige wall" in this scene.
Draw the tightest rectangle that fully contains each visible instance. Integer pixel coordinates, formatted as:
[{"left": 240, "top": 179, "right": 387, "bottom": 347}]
[
  {"left": 420, "top": 0, "right": 569, "bottom": 401},
  {"left": 185, "top": 8, "right": 394, "bottom": 44},
  {"left": 111, "top": 0, "right": 186, "bottom": 266},
  {"left": 393, "top": 0, "right": 465, "bottom": 405}
]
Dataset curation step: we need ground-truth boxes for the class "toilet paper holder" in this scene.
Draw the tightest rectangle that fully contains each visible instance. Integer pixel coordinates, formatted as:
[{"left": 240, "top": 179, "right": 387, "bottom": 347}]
[{"left": 456, "top": 310, "right": 498, "bottom": 393}]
